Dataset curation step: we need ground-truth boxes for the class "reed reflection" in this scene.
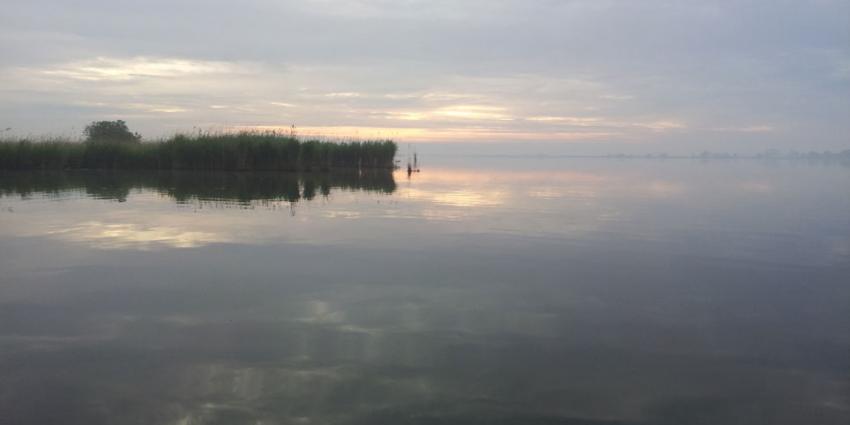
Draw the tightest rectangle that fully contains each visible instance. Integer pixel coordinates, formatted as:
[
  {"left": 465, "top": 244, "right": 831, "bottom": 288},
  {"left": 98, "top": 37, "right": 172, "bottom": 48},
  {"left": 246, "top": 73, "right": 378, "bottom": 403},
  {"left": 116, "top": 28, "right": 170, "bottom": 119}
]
[{"left": 0, "top": 169, "right": 396, "bottom": 204}]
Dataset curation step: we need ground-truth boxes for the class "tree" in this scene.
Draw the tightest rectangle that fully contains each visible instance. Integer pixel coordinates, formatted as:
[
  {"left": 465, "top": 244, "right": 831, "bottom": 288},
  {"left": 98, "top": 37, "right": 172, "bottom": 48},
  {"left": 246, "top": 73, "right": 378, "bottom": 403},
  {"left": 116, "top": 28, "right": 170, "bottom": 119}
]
[{"left": 84, "top": 120, "right": 141, "bottom": 144}]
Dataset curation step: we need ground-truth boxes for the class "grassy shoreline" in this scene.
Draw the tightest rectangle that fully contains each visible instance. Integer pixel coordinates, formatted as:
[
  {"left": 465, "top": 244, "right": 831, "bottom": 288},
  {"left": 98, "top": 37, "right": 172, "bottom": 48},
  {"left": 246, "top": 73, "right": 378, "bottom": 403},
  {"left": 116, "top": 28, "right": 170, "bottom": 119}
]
[{"left": 0, "top": 133, "right": 397, "bottom": 171}]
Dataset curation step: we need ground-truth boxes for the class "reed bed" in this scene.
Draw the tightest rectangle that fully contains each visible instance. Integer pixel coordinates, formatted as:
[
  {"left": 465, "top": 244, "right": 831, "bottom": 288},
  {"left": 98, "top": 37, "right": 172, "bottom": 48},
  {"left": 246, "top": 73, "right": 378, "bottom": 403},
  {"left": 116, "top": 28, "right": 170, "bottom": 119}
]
[{"left": 0, "top": 133, "right": 397, "bottom": 171}]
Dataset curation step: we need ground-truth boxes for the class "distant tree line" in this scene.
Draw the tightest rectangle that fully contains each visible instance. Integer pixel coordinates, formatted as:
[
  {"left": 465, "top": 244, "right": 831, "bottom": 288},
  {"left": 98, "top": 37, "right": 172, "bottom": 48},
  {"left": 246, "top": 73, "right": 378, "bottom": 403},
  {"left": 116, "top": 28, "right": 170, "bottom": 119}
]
[
  {"left": 0, "top": 121, "right": 398, "bottom": 171},
  {"left": 692, "top": 149, "right": 850, "bottom": 161},
  {"left": 603, "top": 149, "right": 850, "bottom": 161}
]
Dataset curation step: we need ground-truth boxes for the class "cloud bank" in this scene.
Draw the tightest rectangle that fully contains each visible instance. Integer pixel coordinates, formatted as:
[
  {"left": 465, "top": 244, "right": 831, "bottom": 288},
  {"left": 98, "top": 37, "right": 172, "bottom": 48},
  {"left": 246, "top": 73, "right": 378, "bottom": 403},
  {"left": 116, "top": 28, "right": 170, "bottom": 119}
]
[{"left": 1, "top": 0, "right": 848, "bottom": 151}]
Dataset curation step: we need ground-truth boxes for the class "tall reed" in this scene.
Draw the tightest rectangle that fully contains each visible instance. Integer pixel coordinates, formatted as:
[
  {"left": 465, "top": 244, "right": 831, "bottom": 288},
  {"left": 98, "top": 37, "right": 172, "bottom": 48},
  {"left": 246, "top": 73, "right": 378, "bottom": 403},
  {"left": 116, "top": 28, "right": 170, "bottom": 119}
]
[{"left": 0, "top": 133, "right": 397, "bottom": 171}]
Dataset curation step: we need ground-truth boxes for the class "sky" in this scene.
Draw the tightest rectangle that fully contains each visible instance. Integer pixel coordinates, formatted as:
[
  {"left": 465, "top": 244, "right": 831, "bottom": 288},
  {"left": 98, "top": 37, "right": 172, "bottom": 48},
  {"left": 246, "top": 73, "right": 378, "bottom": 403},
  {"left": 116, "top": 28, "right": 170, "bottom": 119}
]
[{"left": 1, "top": 0, "right": 848, "bottom": 153}]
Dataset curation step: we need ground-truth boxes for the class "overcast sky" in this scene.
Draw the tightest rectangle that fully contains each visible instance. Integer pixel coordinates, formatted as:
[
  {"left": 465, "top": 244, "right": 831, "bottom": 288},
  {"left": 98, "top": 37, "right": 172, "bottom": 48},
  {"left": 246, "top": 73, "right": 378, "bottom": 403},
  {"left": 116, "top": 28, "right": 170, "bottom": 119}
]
[{"left": 1, "top": 0, "right": 848, "bottom": 152}]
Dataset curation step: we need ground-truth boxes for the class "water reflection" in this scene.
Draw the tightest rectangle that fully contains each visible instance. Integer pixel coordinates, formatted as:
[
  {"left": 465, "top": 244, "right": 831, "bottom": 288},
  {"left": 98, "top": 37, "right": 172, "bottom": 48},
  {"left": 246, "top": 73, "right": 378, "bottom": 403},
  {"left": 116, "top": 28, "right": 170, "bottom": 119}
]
[
  {"left": 0, "top": 159, "right": 849, "bottom": 425},
  {"left": 45, "top": 221, "right": 227, "bottom": 250},
  {"left": 0, "top": 169, "right": 396, "bottom": 204}
]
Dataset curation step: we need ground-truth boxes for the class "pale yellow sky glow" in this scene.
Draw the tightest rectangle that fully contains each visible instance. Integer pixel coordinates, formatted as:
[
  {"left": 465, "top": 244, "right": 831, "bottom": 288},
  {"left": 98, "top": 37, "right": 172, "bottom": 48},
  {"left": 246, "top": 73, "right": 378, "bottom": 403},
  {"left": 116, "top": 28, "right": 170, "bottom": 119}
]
[
  {"left": 240, "top": 126, "right": 621, "bottom": 142},
  {"left": 39, "top": 57, "right": 245, "bottom": 81},
  {"left": 2, "top": 0, "right": 846, "bottom": 150},
  {"left": 0, "top": 55, "right": 700, "bottom": 144}
]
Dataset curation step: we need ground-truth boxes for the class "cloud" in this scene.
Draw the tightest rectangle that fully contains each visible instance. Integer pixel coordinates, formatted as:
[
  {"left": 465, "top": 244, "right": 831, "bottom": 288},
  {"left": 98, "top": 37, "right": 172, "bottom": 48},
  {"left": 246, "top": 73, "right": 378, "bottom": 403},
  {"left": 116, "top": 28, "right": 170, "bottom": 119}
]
[
  {"left": 324, "top": 92, "right": 363, "bottom": 98},
  {"left": 0, "top": 0, "right": 847, "bottom": 150},
  {"left": 526, "top": 116, "right": 610, "bottom": 127},
  {"left": 431, "top": 105, "right": 512, "bottom": 121},
  {"left": 711, "top": 125, "right": 775, "bottom": 133},
  {"left": 636, "top": 121, "right": 687, "bottom": 132},
  {"left": 37, "top": 57, "right": 244, "bottom": 81}
]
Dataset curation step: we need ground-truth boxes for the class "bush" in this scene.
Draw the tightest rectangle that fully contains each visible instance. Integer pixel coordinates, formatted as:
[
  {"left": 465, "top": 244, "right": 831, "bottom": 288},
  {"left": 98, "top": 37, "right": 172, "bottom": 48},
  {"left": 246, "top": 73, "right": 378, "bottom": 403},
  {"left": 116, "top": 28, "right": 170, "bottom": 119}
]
[{"left": 84, "top": 120, "right": 141, "bottom": 144}]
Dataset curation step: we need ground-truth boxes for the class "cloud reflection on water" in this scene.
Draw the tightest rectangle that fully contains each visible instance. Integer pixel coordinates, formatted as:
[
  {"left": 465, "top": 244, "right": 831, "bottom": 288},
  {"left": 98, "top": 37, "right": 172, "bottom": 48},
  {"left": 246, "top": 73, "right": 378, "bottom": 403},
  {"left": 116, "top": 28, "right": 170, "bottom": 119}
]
[
  {"left": 1, "top": 159, "right": 849, "bottom": 424},
  {"left": 45, "top": 221, "right": 227, "bottom": 250}
]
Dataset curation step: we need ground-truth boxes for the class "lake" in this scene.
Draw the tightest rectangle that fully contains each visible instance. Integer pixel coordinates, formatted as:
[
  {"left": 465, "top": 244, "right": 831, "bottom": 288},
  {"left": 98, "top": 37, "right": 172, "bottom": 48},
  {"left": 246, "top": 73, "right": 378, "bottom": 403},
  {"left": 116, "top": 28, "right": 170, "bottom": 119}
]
[{"left": 1, "top": 157, "right": 848, "bottom": 425}]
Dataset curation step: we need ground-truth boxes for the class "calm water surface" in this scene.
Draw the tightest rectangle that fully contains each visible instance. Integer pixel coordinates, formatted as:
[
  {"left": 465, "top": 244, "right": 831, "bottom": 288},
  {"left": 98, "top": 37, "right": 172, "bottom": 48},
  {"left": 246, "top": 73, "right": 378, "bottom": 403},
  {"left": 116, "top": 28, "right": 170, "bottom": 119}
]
[{"left": 1, "top": 158, "right": 849, "bottom": 424}]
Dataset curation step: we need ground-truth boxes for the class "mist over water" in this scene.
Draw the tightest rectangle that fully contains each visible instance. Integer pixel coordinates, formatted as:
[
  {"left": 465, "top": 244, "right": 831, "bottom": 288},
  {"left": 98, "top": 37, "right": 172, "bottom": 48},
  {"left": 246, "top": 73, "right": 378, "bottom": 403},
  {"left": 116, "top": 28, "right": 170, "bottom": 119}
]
[{"left": 1, "top": 157, "right": 848, "bottom": 424}]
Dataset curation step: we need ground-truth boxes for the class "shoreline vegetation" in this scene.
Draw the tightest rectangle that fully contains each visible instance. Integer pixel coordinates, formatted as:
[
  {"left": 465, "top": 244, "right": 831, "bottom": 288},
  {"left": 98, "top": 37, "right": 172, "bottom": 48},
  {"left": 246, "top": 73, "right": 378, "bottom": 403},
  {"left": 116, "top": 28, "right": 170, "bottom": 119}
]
[
  {"left": 600, "top": 149, "right": 850, "bottom": 161},
  {"left": 433, "top": 150, "right": 850, "bottom": 161},
  {"left": 0, "top": 130, "right": 398, "bottom": 172}
]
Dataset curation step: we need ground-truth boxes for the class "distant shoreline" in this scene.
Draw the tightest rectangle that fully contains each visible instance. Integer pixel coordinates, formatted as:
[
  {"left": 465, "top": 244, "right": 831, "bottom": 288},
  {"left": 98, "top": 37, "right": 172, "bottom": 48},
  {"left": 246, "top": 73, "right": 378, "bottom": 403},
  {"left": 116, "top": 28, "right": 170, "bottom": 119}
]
[{"left": 420, "top": 151, "right": 850, "bottom": 162}]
